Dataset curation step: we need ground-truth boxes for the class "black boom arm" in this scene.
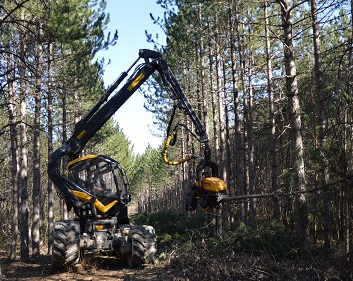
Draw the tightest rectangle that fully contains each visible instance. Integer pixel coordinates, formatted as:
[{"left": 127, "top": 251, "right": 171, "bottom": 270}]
[{"left": 48, "top": 49, "right": 210, "bottom": 212}]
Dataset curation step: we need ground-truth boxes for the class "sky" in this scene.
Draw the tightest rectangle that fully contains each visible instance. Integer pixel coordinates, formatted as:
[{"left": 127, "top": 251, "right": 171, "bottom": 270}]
[{"left": 97, "top": 0, "right": 167, "bottom": 154}]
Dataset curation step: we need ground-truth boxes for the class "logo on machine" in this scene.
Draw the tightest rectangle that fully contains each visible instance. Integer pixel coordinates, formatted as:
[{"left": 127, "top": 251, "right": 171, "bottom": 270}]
[
  {"left": 127, "top": 74, "right": 145, "bottom": 91},
  {"left": 77, "top": 130, "right": 86, "bottom": 139}
]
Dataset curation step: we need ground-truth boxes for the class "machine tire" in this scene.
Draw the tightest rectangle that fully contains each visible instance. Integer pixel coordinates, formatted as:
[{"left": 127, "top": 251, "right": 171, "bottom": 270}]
[
  {"left": 127, "top": 225, "right": 157, "bottom": 268},
  {"left": 52, "top": 220, "right": 81, "bottom": 270}
]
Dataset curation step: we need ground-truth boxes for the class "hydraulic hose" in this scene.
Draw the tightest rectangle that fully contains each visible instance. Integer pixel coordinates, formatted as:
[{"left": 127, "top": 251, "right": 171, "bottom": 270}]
[{"left": 162, "top": 131, "right": 193, "bottom": 165}]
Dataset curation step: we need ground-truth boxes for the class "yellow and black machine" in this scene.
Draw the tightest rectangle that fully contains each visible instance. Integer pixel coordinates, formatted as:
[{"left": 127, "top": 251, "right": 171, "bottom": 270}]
[
  {"left": 162, "top": 127, "right": 228, "bottom": 212},
  {"left": 48, "top": 49, "right": 227, "bottom": 270}
]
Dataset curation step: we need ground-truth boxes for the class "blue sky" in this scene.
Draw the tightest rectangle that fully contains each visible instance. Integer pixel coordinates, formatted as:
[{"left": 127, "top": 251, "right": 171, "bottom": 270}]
[{"left": 98, "top": 0, "right": 166, "bottom": 154}]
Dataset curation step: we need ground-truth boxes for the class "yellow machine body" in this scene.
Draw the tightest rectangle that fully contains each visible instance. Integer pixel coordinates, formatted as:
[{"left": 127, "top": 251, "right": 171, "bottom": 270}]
[
  {"left": 71, "top": 190, "right": 119, "bottom": 213},
  {"left": 64, "top": 154, "right": 130, "bottom": 217},
  {"left": 196, "top": 177, "right": 228, "bottom": 193}
]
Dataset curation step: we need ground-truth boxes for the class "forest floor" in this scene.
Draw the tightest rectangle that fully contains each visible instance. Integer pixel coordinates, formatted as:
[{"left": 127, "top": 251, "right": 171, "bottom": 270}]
[
  {"left": 0, "top": 251, "right": 169, "bottom": 281},
  {"left": 1, "top": 246, "right": 353, "bottom": 281}
]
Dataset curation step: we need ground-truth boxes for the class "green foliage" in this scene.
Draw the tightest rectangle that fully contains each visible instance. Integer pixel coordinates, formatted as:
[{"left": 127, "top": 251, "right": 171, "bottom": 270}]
[
  {"left": 229, "top": 220, "right": 299, "bottom": 260},
  {"left": 45, "top": 0, "right": 118, "bottom": 128},
  {"left": 131, "top": 210, "right": 207, "bottom": 246},
  {"left": 48, "top": 0, "right": 117, "bottom": 57},
  {"left": 129, "top": 145, "right": 172, "bottom": 193},
  {"left": 132, "top": 210, "right": 298, "bottom": 261},
  {"left": 176, "top": 220, "right": 299, "bottom": 261}
]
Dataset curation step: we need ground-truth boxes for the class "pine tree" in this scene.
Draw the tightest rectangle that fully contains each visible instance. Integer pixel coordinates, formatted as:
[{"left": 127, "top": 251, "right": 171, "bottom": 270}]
[{"left": 277, "top": 0, "right": 309, "bottom": 255}]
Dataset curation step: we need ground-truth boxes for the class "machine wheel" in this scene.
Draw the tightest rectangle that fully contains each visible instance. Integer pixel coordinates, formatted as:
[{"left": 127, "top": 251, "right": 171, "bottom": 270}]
[
  {"left": 52, "top": 220, "right": 81, "bottom": 270},
  {"left": 126, "top": 225, "right": 157, "bottom": 267}
]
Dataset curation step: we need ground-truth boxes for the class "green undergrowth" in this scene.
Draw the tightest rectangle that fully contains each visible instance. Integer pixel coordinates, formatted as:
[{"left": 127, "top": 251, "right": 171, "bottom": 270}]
[
  {"left": 226, "top": 220, "right": 299, "bottom": 260},
  {"left": 131, "top": 210, "right": 300, "bottom": 261},
  {"left": 132, "top": 210, "right": 353, "bottom": 279},
  {"left": 131, "top": 210, "right": 208, "bottom": 247}
]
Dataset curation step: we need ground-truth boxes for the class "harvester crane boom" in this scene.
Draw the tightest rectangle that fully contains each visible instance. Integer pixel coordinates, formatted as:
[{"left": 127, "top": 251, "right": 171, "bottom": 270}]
[{"left": 48, "top": 49, "right": 210, "bottom": 213}]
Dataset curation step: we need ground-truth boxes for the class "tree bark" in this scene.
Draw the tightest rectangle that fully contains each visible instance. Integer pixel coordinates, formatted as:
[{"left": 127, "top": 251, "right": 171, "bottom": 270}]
[
  {"left": 198, "top": 5, "right": 209, "bottom": 147},
  {"left": 231, "top": 1, "right": 245, "bottom": 222},
  {"left": 19, "top": 74, "right": 29, "bottom": 262},
  {"left": 19, "top": 10, "right": 29, "bottom": 262},
  {"left": 310, "top": 0, "right": 331, "bottom": 248},
  {"left": 215, "top": 30, "right": 226, "bottom": 181},
  {"left": 31, "top": 77, "right": 41, "bottom": 258},
  {"left": 8, "top": 66, "right": 19, "bottom": 260},
  {"left": 223, "top": 63, "right": 231, "bottom": 185},
  {"left": 264, "top": 0, "right": 280, "bottom": 221},
  {"left": 246, "top": 52, "right": 256, "bottom": 227},
  {"left": 31, "top": 24, "right": 42, "bottom": 258},
  {"left": 47, "top": 42, "right": 54, "bottom": 255},
  {"left": 278, "top": 0, "right": 309, "bottom": 255},
  {"left": 209, "top": 47, "right": 220, "bottom": 162}
]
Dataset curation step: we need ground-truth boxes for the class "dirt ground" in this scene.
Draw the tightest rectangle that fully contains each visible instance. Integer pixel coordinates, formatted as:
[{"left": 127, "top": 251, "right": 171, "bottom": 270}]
[
  {"left": 1, "top": 248, "right": 352, "bottom": 281},
  {"left": 0, "top": 253, "right": 170, "bottom": 281}
]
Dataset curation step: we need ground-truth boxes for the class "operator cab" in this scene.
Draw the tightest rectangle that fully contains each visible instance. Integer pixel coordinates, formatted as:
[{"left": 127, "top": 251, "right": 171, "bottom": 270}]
[{"left": 66, "top": 155, "right": 131, "bottom": 219}]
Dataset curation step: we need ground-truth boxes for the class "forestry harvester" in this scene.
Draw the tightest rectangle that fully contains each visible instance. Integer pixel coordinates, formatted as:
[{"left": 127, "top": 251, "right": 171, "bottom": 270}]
[{"left": 48, "top": 49, "right": 228, "bottom": 269}]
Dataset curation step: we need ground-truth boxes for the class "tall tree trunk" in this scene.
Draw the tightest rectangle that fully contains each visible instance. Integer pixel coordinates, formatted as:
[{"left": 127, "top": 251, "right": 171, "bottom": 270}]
[
  {"left": 222, "top": 62, "right": 231, "bottom": 231},
  {"left": 215, "top": 27, "right": 225, "bottom": 235},
  {"left": 215, "top": 31, "right": 226, "bottom": 181},
  {"left": 47, "top": 43, "right": 54, "bottom": 255},
  {"left": 19, "top": 71, "right": 29, "bottom": 262},
  {"left": 343, "top": 105, "right": 349, "bottom": 258},
  {"left": 208, "top": 47, "right": 219, "bottom": 161},
  {"left": 343, "top": 0, "right": 353, "bottom": 257},
  {"left": 32, "top": 78, "right": 41, "bottom": 258},
  {"left": 232, "top": 2, "right": 245, "bottom": 222},
  {"left": 223, "top": 63, "right": 231, "bottom": 185},
  {"left": 278, "top": 0, "right": 309, "bottom": 255},
  {"left": 19, "top": 10, "right": 29, "bottom": 262},
  {"left": 8, "top": 67, "right": 19, "bottom": 260},
  {"left": 197, "top": 4, "right": 209, "bottom": 145},
  {"left": 246, "top": 52, "right": 256, "bottom": 227},
  {"left": 264, "top": 0, "right": 280, "bottom": 221},
  {"left": 32, "top": 24, "right": 42, "bottom": 258},
  {"left": 310, "top": 0, "right": 331, "bottom": 248}
]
